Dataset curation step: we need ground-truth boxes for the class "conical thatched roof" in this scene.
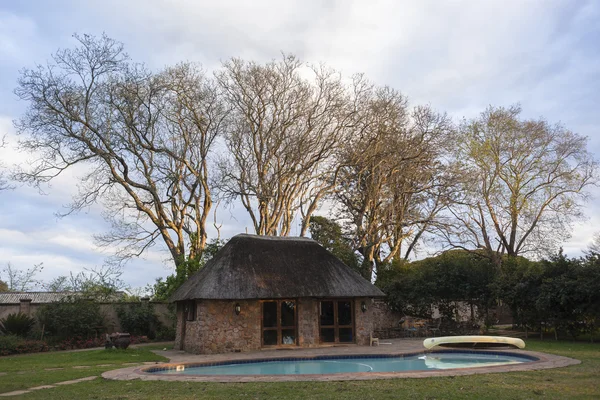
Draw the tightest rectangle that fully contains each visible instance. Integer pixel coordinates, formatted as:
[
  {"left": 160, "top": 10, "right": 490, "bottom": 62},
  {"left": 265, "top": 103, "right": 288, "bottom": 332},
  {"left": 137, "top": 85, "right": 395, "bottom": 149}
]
[{"left": 171, "top": 234, "right": 385, "bottom": 301}]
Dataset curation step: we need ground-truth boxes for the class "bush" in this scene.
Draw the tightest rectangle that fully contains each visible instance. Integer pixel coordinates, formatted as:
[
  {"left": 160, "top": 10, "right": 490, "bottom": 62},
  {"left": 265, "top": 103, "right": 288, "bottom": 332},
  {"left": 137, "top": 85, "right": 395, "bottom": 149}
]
[
  {"left": 155, "top": 325, "right": 176, "bottom": 341},
  {"left": 0, "top": 334, "right": 48, "bottom": 356},
  {"left": 117, "top": 303, "right": 161, "bottom": 338},
  {"left": 0, "top": 313, "right": 36, "bottom": 337},
  {"left": 54, "top": 336, "right": 106, "bottom": 351},
  {"left": 37, "top": 298, "right": 105, "bottom": 340}
]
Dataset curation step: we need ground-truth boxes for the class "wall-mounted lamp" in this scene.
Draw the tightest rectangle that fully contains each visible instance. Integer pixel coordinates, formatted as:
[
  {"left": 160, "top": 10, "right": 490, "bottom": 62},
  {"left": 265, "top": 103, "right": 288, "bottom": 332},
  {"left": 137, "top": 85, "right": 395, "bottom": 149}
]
[
  {"left": 361, "top": 301, "right": 367, "bottom": 313},
  {"left": 235, "top": 303, "right": 241, "bottom": 315}
]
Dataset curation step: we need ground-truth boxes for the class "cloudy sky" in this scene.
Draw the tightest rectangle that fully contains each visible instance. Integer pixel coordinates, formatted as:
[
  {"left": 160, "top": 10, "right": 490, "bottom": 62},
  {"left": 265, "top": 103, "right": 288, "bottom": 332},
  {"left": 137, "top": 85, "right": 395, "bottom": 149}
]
[{"left": 1, "top": 0, "right": 599, "bottom": 289}]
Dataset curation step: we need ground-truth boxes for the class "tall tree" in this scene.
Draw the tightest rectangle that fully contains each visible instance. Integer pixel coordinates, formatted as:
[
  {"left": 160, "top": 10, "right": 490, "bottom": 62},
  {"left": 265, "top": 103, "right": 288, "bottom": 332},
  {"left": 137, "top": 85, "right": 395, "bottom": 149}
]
[
  {"left": 308, "top": 216, "right": 360, "bottom": 273},
  {"left": 216, "top": 56, "right": 350, "bottom": 236},
  {"left": 14, "top": 34, "right": 227, "bottom": 267},
  {"left": 0, "top": 135, "right": 11, "bottom": 191},
  {"left": 445, "top": 105, "right": 597, "bottom": 266},
  {"left": 335, "top": 79, "right": 454, "bottom": 278},
  {"left": 0, "top": 263, "right": 44, "bottom": 291}
]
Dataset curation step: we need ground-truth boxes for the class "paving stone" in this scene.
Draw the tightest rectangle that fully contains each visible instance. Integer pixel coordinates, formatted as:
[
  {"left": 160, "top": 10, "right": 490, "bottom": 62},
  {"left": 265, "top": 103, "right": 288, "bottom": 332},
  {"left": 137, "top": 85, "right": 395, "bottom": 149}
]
[
  {"left": 55, "top": 376, "right": 98, "bottom": 385},
  {"left": 0, "top": 373, "right": 5, "bottom": 376},
  {"left": 0, "top": 390, "right": 31, "bottom": 397},
  {"left": 44, "top": 368, "right": 64, "bottom": 371},
  {"left": 72, "top": 366, "right": 91, "bottom": 369},
  {"left": 28, "top": 385, "right": 56, "bottom": 391}
]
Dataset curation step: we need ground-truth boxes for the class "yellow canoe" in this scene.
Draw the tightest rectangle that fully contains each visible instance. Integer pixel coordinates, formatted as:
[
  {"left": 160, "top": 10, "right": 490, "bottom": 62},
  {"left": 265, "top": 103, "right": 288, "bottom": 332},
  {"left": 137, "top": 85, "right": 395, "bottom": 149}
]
[{"left": 423, "top": 335, "right": 525, "bottom": 349}]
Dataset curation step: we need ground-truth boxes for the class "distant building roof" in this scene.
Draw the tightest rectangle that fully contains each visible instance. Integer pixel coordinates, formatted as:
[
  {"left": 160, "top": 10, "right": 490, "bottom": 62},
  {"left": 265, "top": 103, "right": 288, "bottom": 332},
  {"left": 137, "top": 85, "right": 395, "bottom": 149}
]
[
  {"left": 0, "top": 291, "right": 125, "bottom": 304},
  {"left": 171, "top": 234, "right": 385, "bottom": 301}
]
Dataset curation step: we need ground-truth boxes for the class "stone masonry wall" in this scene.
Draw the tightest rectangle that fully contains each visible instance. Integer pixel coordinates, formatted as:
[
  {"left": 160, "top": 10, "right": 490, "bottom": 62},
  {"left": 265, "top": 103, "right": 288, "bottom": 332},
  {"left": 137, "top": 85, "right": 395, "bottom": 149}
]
[
  {"left": 178, "top": 297, "right": 381, "bottom": 354},
  {"left": 297, "top": 298, "right": 319, "bottom": 347},
  {"left": 187, "top": 299, "right": 262, "bottom": 354},
  {"left": 371, "top": 298, "right": 404, "bottom": 331},
  {"left": 354, "top": 297, "right": 377, "bottom": 345}
]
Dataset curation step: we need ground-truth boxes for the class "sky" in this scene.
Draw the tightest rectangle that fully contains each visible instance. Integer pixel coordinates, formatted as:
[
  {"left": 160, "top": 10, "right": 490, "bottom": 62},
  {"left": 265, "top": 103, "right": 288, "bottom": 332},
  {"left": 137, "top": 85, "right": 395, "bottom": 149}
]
[{"left": 1, "top": 0, "right": 599, "bottom": 289}]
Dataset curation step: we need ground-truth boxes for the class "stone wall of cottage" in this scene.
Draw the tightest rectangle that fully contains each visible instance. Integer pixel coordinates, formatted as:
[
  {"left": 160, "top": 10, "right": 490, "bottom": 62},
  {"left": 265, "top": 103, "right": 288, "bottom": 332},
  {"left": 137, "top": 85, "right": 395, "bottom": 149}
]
[
  {"left": 178, "top": 299, "right": 262, "bottom": 354},
  {"left": 297, "top": 298, "right": 319, "bottom": 347},
  {"left": 178, "top": 297, "right": 381, "bottom": 354},
  {"left": 354, "top": 297, "right": 376, "bottom": 345}
]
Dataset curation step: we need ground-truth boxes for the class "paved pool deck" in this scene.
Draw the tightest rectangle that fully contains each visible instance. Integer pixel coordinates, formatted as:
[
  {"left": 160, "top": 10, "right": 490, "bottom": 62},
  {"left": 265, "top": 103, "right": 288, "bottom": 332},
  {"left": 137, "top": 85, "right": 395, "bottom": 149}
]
[{"left": 102, "top": 338, "right": 580, "bottom": 382}]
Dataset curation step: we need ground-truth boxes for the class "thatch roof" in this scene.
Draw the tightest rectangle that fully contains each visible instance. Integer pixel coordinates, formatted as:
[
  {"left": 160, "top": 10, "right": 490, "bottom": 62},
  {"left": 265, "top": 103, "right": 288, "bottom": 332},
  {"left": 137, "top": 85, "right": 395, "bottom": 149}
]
[{"left": 171, "top": 234, "right": 385, "bottom": 301}]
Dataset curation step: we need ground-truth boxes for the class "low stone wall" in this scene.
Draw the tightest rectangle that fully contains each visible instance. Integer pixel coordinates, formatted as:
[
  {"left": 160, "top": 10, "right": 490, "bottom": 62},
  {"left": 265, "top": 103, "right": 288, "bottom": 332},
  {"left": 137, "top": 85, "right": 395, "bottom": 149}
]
[{"left": 371, "top": 299, "right": 404, "bottom": 331}]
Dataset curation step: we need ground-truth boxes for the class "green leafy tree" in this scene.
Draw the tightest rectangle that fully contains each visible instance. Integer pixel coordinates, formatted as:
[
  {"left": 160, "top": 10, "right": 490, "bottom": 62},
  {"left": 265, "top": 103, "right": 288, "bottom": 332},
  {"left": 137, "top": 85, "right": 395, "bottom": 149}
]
[
  {"left": 309, "top": 216, "right": 361, "bottom": 275},
  {"left": 37, "top": 298, "right": 104, "bottom": 340},
  {"left": 152, "top": 238, "right": 226, "bottom": 301},
  {"left": 117, "top": 302, "right": 161, "bottom": 338},
  {"left": 382, "top": 250, "right": 496, "bottom": 324}
]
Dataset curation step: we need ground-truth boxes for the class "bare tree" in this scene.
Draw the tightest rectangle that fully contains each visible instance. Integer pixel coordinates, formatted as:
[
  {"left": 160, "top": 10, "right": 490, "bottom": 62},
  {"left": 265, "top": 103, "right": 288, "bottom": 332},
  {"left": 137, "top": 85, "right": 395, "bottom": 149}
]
[
  {"left": 0, "top": 135, "right": 12, "bottom": 191},
  {"left": 44, "top": 265, "right": 126, "bottom": 300},
  {"left": 587, "top": 232, "right": 600, "bottom": 255},
  {"left": 335, "top": 79, "right": 455, "bottom": 278},
  {"left": 216, "top": 55, "right": 350, "bottom": 236},
  {"left": 0, "top": 262, "right": 44, "bottom": 291},
  {"left": 14, "top": 34, "right": 227, "bottom": 267},
  {"left": 445, "top": 105, "right": 598, "bottom": 266}
]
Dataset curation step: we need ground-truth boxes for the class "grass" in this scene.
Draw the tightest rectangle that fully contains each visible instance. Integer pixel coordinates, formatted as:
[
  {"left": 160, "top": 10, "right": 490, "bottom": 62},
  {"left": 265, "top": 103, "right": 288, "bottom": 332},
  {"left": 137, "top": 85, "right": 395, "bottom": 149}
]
[
  {"left": 1, "top": 340, "right": 598, "bottom": 399},
  {"left": 0, "top": 347, "right": 167, "bottom": 393}
]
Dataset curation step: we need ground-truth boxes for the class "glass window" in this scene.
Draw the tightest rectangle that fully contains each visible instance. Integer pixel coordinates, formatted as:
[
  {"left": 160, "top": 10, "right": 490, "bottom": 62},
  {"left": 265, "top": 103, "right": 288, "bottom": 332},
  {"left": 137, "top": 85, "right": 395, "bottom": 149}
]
[
  {"left": 338, "top": 301, "right": 352, "bottom": 326},
  {"left": 320, "top": 301, "right": 334, "bottom": 326},
  {"left": 319, "top": 299, "right": 354, "bottom": 344},
  {"left": 281, "top": 301, "right": 295, "bottom": 327},
  {"left": 339, "top": 328, "right": 353, "bottom": 343},
  {"left": 320, "top": 328, "right": 335, "bottom": 343},
  {"left": 263, "top": 330, "right": 277, "bottom": 346},
  {"left": 184, "top": 301, "right": 196, "bottom": 321},
  {"left": 262, "top": 300, "right": 297, "bottom": 346},
  {"left": 281, "top": 329, "right": 296, "bottom": 345},
  {"left": 263, "top": 301, "right": 277, "bottom": 328}
]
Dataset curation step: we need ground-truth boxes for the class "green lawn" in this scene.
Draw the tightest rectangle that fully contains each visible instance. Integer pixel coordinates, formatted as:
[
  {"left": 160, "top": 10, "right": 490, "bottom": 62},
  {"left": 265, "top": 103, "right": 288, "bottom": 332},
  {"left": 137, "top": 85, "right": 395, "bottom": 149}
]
[
  {"left": 1, "top": 340, "right": 598, "bottom": 399},
  {"left": 0, "top": 347, "right": 167, "bottom": 394}
]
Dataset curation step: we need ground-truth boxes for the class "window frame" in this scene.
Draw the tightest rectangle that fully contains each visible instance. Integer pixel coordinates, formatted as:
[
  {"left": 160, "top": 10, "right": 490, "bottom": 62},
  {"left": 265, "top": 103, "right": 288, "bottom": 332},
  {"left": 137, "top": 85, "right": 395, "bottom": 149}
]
[
  {"left": 260, "top": 299, "right": 298, "bottom": 347},
  {"left": 318, "top": 299, "right": 355, "bottom": 344}
]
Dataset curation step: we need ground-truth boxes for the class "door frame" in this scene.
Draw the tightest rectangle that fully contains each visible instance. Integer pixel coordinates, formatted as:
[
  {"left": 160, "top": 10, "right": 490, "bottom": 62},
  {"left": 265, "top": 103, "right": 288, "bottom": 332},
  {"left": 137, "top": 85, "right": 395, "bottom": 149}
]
[
  {"left": 260, "top": 299, "right": 298, "bottom": 347},
  {"left": 318, "top": 298, "right": 356, "bottom": 344}
]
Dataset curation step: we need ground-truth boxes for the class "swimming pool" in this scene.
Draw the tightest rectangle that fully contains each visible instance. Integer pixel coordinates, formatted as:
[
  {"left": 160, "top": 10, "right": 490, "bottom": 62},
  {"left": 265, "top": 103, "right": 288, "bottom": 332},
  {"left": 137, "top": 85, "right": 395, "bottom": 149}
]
[{"left": 145, "top": 351, "right": 536, "bottom": 376}]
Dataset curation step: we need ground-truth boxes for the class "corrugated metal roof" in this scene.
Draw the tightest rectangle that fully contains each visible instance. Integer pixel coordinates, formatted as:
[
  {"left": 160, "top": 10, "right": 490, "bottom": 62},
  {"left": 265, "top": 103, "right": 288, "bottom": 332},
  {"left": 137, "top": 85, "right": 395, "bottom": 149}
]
[{"left": 0, "top": 291, "right": 125, "bottom": 304}]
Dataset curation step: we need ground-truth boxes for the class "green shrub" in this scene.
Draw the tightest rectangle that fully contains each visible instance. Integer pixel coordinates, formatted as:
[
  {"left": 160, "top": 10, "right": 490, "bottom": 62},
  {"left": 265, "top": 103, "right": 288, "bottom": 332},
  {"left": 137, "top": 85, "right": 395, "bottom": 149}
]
[
  {"left": 0, "top": 334, "right": 48, "bottom": 356},
  {"left": 37, "top": 298, "right": 105, "bottom": 340},
  {"left": 0, "top": 312, "right": 36, "bottom": 337},
  {"left": 155, "top": 325, "right": 176, "bottom": 341},
  {"left": 117, "top": 302, "right": 161, "bottom": 338}
]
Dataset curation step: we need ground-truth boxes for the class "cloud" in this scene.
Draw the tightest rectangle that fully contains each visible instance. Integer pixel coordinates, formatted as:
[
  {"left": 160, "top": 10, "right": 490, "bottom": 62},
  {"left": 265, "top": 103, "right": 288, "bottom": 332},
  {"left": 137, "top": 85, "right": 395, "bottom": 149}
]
[{"left": 0, "top": 0, "right": 599, "bottom": 289}]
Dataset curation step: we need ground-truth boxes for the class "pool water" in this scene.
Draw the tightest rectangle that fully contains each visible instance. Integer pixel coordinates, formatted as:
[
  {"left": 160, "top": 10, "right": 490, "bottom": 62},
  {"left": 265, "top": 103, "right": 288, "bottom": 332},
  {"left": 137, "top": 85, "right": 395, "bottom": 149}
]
[{"left": 149, "top": 352, "right": 534, "bottom": 376}]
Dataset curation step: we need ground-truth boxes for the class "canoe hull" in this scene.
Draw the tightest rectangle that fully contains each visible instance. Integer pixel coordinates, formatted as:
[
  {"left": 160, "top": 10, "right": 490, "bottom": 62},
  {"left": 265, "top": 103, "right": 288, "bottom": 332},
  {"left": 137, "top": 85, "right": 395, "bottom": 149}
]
[{"left": 423, "top": 335, "right": 525, "bottom": 350}]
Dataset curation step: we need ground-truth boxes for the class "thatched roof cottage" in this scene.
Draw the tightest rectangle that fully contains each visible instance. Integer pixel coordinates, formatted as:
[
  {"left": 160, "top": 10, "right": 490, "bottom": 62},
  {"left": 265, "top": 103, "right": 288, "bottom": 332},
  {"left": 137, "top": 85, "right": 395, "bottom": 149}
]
[{"left": 172, "top": 234, "right": 385, "bottom": 354}]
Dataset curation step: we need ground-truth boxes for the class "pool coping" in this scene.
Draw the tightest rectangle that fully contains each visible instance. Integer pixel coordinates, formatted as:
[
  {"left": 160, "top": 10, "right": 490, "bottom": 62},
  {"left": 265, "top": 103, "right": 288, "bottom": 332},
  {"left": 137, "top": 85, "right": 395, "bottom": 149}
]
[{"left": 102, "top": 340, "right": 580, "bottom": 382}]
